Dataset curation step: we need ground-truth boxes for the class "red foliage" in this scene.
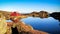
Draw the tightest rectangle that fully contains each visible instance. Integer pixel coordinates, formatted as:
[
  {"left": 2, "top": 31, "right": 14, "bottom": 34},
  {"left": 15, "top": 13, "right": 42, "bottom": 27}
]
[{"left": 10, "top": 12, "right": 21, "bottom": 16}]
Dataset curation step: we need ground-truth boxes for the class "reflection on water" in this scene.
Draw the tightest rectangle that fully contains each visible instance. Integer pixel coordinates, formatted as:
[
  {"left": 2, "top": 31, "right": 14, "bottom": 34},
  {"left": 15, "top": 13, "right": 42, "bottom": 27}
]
[
  {"left": 6, "top": 17, "right": 60, "bottom": 34},
  {"left": 21, "top": 17, "right": 60, "bottom": 34}
]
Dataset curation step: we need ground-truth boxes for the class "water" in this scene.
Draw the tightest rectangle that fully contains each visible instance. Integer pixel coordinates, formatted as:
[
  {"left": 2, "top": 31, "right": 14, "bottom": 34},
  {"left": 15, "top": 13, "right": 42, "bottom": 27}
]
[
  {"left": 21, "top": 17, "right": 60, "bottom": 34},
  {"left": 6, "top": 17, "right": 60, "bottom": 34}
]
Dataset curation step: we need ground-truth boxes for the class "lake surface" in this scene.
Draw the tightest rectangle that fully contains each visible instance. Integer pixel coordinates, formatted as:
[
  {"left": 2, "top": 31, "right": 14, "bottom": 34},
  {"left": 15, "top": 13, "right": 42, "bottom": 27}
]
[
  {"left": 7, "top": 17, "right": 60, "bottom": 34},
  {"left": 21, "top": 17, "right": 60, "bottom": 34}
]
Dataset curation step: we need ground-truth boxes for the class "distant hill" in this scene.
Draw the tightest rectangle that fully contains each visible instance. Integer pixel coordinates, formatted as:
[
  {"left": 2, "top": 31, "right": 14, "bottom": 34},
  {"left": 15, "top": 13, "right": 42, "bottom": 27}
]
[
  {"left": 0, "top": 10, "right": 11, "bottom": 20},
  {"left": 0, "top": 10, "right": 60, "bottom": 21},
  {"left": 50, "top": 12, "right": 60, "bottom": 21}
]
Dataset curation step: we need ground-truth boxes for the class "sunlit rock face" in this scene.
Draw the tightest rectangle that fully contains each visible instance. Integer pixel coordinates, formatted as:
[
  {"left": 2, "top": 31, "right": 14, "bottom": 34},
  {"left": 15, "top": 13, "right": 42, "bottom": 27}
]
[
  {"left": 0, "top": 10, "right": 11, "bottom": 20},
  {"left": 7, "top": 22, "right": 49, "bottom": 34},
  {"left": 0, "top": 13, "right": 7, "bottom": 34},
  {"left": 6, "top": 21, "right": 34, "bottom": 34},
  {"left": 0, "top": 10, "right": 49, "bottom": 34},
  {"left": 39, "top": 11, "right": 49, "bottom": 18},
  {"left": 19, "top": 30, "right": 49, "bottom": 34},
  {"left": 29, "top": 30, "right": 48, "bottom": 34},
  {"left": 0, "top": 10, "right": 60, "bottom": 20},
  {"left": 0, "top": 10, "right": 49, "bottom": 20},
  {"left": 22, "top": 11, "right": 49, "bottom": 18}
]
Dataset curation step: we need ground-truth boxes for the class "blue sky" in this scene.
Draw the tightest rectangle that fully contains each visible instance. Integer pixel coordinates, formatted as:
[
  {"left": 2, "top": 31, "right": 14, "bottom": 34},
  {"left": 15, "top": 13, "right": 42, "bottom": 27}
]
[{"left": 0, "top": 0, "right": 60, "bottom": 13}]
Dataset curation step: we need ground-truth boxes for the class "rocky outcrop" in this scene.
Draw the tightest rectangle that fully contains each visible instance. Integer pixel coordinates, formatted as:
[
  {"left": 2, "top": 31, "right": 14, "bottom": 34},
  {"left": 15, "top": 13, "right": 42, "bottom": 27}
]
[
  {"left": 0, "top": 10, "right": 60, "bottom": 21},
  {"left": 0, "top": 10, "right": 11, "bottom": 20},
  {"left": 50, "top": 12, "right": 60, "bottom": 21},
  {"left": 19, "top": 30, "right": 48, "bottom": 34},
  {"left": 0, "top": 10, "right": 49, "bottom": 20},
  {"left": 7, "top": 22, "right": 49, "bottom": 34},
  {"left": 0, "top": 10, "right": 49, "bottom": 34},
  {"left": 22, "top": 11, "right": 49, "bottom": 18},
  {"left": 0, "top": 13, "right": 7, "bottom": 34}
]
